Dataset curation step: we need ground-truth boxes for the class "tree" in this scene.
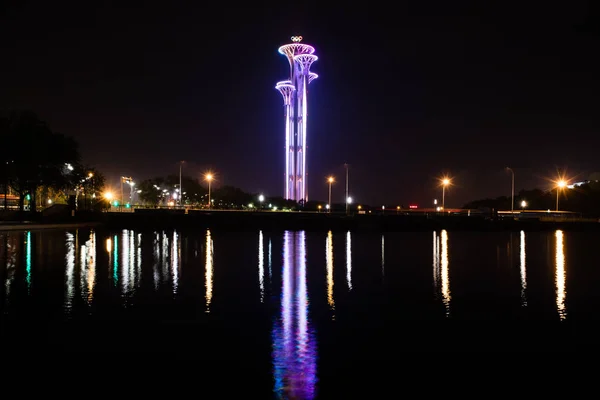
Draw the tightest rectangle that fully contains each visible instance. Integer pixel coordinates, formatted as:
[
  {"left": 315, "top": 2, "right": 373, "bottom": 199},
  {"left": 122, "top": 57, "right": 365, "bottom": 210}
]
[
  {"left": 68, "top": 165, "right": 107, "bottom": 211},
  {"left": 138, "top": 178, "right": 166, "bottom": 206},
  {"left": 0, "top": 110, "right": 80, "bottom": 212}
]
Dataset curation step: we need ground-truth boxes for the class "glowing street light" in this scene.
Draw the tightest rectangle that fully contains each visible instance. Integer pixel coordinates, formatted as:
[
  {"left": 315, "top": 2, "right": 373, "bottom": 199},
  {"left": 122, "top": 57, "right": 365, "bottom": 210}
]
[
  {"left": 327, "top": 176, "right": 334, "bottom": 213},
  {"left": 104, "top": 192, "right": 114, "bottom": 201},
  {"left": 506, "top": 167, "right": 515, "bottom": 213},
  {"left": 205, "top": 173, "right": 214, "bottom": 209},
  {"left": 556, "top": 179, "right": 567, "bottom": 211},
  {"left": 258, "top": 194, "right": 264, "bottom": 210},
  {"left": 521, "top": 200, "right": 527, "bottom": 210},
  {"left": 441, "top": 177, "right": 451, "bottom": 211}
]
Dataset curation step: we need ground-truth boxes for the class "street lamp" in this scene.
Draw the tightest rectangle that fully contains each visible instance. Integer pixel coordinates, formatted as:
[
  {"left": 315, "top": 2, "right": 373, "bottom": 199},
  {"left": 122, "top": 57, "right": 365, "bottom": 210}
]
[
  {"left": 205, "top": 173, "right": 213, "bottom": 209},
  {"left": 521, "top": 200, "right": 527, "bottom": 210},
  {"left": 327, "top": 176, "right": 334, "bottom": 213},
  {"left": 179, "top": 161, "right": 185, "bottom": 207},
  {"left": 556, "top": 180, "right": 567, "bottom": 211},
  {"left": 506, "top": 167, "right": 515, "bottom": 213},
  {"left": 258, "top": 194, "right": 264, "bottom": 210},
  {"left": 344, "top": 163, "right": 350, "bottom": 214},
  {"left": 121, "top": 176, "right": 133, "bottom": 209},
  {"left": 441, "top": 177, "right": 451, "bottom": 211}
]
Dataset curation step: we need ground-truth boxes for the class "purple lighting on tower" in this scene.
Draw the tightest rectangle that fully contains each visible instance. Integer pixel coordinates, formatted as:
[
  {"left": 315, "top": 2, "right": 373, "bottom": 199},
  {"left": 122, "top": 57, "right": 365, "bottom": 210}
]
[{"left": 276, "top": 36, "right": 319, "bottom": 203}]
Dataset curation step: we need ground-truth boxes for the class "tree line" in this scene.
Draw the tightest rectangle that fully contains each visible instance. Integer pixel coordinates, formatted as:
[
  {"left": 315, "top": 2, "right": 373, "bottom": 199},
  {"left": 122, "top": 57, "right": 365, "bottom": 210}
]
[
  {"left": 137, "top": 175, "right": 299, "bottom": 210},
  {"left": 0, "top": 110, "right": 107, "bottom": 212},
  {"left": 463, "top": 181, "right": 600, "bottom": 216}
]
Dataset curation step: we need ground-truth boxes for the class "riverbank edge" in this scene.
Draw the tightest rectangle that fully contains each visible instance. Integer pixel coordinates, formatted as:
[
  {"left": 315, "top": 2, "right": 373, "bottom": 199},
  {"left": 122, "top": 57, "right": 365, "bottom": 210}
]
[
  {"left": 1, "top": 212, "right": 600, "bottom": 232},
  {"left": 0, "top": 221, "right": 103, "bottom": 231}
]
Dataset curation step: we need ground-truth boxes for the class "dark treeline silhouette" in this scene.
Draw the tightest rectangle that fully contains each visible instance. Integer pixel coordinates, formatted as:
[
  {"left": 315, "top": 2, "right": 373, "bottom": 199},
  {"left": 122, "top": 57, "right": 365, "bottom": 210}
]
[
  {"left": 0, "top": 110, "right": 107, "bottom": 214},
  {"left": 137, "top": 175, "right": 298, "bottom": 210},
  {"left": 464, "top": 181, "right": 600, "bottom": 216}
]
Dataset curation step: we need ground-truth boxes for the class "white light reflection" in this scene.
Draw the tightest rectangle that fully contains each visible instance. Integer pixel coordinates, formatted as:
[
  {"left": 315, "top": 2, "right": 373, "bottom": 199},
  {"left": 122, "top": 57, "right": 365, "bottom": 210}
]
[
  {"left": 272, "top": 231, "right": 317, "bottom": 399},
  {"left": 440, "top": 230, "right": 451, "bottom": 316},
  {"left": 381, "top": 234, "right": 385, "bottom": 277},
  {"left": 119, "top": 229, "right": 141, "bottom": 299},
  {"left": 432, "top": 231, "right": 439, "bottom": 294},
  {"left": 137, "top": 233, "right": 142, "bottom": 288},
  {"left": 153, "top": 232, "right": 160, "bottom": 290},
  {"left": 161, "top": 231, "right": 169, "bottom": 286},
  {"left": 326, "top": 230, "right": 334, "bottom": 316},
  {"left": 121, "top": 229, "right": 130, "bottom": 296},
  {"left": 555, "top": 230, "right": 567, "bottom": 320},
  {"left": 268, "top": 238, "right": 272, "bottom": 281},
  {"left": 64, "top": 232, "right": 75, "bottom": 314},
  {"left": 172, "top": 230, "right": 180, "bottom": 294},
  {"left": 79, "top": 231, "right": 96, "bottom": 305},
  {"left": 346, "top": 231, "right": 352, "bottom": 291},
  {"left": 258, "top": 230, "right": 265, "bottom": 302},
  {"left": 205, "top": 229, "right": 214, "bottom": 312},
  {"left": 520, "top": 230, "right": 527, "bottom": 306},
  {"left": 433, "top": 230, "right": 451, "bottom": 316},
  {"left": 129, "top": 230, "right": 135, "bottom": 291}
]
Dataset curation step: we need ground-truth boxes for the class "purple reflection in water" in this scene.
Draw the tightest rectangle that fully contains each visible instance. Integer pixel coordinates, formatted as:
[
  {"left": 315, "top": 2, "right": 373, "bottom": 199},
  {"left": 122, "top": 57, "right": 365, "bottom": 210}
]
[{"left": 272, "top": 231, "right": 317, "bottom": 399}]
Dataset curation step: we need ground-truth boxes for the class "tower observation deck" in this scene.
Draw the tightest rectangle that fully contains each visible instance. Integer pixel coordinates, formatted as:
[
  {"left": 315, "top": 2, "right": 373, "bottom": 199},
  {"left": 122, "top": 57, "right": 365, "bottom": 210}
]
[{"left": 275, "top": 36, "right": 318, "bottom": 203}]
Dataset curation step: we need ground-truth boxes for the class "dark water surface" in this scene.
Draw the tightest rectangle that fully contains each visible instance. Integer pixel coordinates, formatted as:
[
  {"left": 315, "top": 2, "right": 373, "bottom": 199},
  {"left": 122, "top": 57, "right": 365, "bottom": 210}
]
[{"left": 1, "top": 228, "right": 599, "bottom": 395}]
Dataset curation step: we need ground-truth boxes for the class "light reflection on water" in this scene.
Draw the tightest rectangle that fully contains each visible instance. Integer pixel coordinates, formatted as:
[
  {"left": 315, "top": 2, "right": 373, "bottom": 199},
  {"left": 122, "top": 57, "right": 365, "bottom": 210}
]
[
  {"left": 258, "top": 230, "right": 264, "bottom": 303},
  {"left": 80, "top": 231, "right": 96, "bottom": 305},
  {"left": 0, "top": 228, "right": 587, "bottom": 360},
  {"left": 25, "top": 231, "right": 31, "bottom": 290},
  {"left": 325, "top": 231, "right": 334, "bottom": 317},
  {"left": 65, "top": 232, "right": 75, "bottom": 313},
  {"left": 205, "top": 229, "right": 214, "bottom": 313},
  {"left": 433, "top": 230, "right": 451, "bottom": 316},
  {"left": 520, "top": 231, "right": 527, "bottom": 307},
  {"left": 272, "top": 231, "right": 317, "bottom": 399},
  {"left": 171, "top": 231, "right": 179, "bottom": 294},
  {"left": 381, "top": 234, "right": 385, "bottom": 277},
  {"left": 555, "top": 230, "right": 567, "bottom": 320},
  {"left": 1, "top": 234, "right": 18, "bottom": 306},
  {"left": 346, "top": 231, "right": 352, "bottom": 291}
]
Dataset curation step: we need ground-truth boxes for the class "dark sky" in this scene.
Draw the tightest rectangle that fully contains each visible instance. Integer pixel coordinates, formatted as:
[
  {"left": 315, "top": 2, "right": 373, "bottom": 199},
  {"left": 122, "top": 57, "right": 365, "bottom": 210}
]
[{"left": 1, "top": 2, "right": 599, "bottom": 207}]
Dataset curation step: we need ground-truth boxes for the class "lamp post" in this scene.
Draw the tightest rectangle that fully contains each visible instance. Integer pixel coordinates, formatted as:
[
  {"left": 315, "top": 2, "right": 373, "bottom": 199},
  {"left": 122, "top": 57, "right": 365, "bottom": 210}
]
[
  {"left": 506, "top": 167, "right": 514, "bottom": 213},
  {"left": 521, "top": 200, "right": 527, "bottom": 210},
  {"left": 344, "top": 163, "right": 349, "bottom": 214},
  {"left": 556, "top": 180, "right": 566, "bottom": 211},
  {"left": 205, "top": 173, "right": 213, "bottom": 209},
  {"left": 179, "top": 161, "right": 185, "bottom": 207},
  {"left": 327, "top": 176, "right": 334, "bottom": 213},
  {"left": 258, "top": 194, "right": 264, "bottom": 210},
  {"left": 441, "top": 178, "right": 451, "bottom": 211},
  {"left": 120, "top": 176, "right": 133, "bottom": 210}
]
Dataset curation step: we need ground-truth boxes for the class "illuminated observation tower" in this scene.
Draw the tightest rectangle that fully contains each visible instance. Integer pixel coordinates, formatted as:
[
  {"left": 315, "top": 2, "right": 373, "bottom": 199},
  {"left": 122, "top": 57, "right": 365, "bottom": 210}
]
[{"left": 275, "top": 35, "right": 318, "bottom": 203}]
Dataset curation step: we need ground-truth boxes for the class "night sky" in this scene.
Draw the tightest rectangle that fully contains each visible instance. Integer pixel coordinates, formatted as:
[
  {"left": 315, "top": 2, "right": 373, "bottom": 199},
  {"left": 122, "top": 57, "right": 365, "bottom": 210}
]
[{"left": 1, "top": 3, "right": 598, "bottom": 207}]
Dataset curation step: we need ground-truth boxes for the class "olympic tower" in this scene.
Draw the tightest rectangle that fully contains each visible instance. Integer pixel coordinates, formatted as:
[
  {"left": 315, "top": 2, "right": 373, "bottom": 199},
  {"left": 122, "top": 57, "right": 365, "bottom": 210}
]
[{"left": 275, "top": 36, "right": 318, "bottom": 203}]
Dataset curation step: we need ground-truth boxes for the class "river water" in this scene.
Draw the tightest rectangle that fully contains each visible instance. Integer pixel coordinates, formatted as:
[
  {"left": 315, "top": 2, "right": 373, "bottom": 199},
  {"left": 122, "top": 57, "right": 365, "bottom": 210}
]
[{"left": 1, "top": 228, "right": 598, "bottom": 396}]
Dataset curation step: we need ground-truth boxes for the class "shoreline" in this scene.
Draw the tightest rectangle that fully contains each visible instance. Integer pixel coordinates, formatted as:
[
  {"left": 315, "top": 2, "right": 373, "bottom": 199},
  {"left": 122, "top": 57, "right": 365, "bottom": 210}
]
[
  {"left": 0, "top": 221, "right": 103, "bottom": 231},
  {"left": 2, "top": 210, "right": 599, "bottom": 232}
]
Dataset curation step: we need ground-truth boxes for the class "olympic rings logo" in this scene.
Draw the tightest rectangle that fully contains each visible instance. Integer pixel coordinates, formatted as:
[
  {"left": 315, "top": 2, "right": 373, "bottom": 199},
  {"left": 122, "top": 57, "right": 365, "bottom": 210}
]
[{"left": 291, "top": 36, "right": 303, "bottom": 42}]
